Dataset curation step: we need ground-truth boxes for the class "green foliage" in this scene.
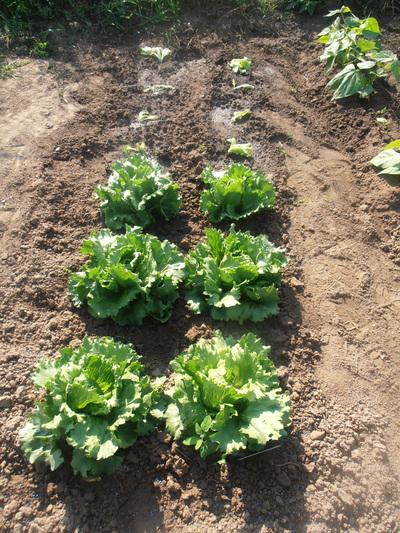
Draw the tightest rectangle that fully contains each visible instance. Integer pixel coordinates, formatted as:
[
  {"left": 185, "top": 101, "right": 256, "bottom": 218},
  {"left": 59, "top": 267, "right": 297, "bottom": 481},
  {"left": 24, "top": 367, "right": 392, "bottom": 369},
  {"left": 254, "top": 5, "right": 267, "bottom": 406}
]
[
  {"left": 227, "top": 138, "right": 253, "bottom": 159},
  {"left": 200, "top": 163, "right": 276, "bottom": 223},
  {"left": 286, "top": 0, "right": 323, "bottom": 15},
  {"left": 137, "top": 110, "right": 160, "bottom": 122},
  {"left": 140, "top": 46, "right": 171, "bottom": 62},
  {"left": 232, "top": 82, "right": 255, "bottom": 92},
  {"left": 370, "top": 140, "right": 400, "bottom": 176},
  {"left": 317, "top": 6, "right": 400, "bottom": 99},
  {"left": 0, "top": 1, "right": 180, "bottom": 43},
  {"left": 0, "top": 55, "right": 25, "bottom": 77},
  {"left": 351, "top": 1, "right": 400, "bottom": 15},
  {"left": 144, "top": 84, "right": 176, "bottom": 96},
  {"left": 20, "top": 337, "right": 162, "bottom": 478},
  {"left": 30, "top": 39, "right": 48, "bottom": 57},
  {"left": 229, "top": 57, "right": 252, "bottom": 75},
  {"left": 164, "top": 332, "right": 291, "bottom": 460},
  {"left": 95, "top": 150, "right": 180, "bottom": 231},
  {"left": 184, "top": 225, "right": 288, "bottom": 323},
  {"left": 68, "top": 226, "right": 185, "bottom": 325},
  {"left": 231, "top": 109, "right": 252, "bottom": 123}
]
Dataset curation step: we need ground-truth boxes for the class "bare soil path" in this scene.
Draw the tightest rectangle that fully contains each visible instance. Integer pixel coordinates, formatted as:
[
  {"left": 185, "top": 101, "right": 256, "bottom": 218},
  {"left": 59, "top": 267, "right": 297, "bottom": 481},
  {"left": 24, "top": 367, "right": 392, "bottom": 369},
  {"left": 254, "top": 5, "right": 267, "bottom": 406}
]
[{"left": 0, "top": 8, "right": 399, "bottom": 533}]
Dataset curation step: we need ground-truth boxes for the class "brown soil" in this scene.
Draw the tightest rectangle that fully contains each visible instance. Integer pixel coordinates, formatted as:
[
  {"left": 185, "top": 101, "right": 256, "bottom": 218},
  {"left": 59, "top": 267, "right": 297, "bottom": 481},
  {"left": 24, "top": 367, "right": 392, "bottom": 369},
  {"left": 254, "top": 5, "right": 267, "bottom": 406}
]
[{"left": 1, "top": 6, "right": 399, "bottom": 533}]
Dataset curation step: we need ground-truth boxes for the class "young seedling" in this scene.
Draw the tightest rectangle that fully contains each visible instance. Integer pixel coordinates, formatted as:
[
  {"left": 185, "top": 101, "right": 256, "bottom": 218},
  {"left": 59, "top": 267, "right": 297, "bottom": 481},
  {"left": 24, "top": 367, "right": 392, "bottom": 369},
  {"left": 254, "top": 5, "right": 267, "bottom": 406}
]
[
  {"left": 138, "top": 110, "right": 159, "bottom": 122},
  {"left": 370, "top": 141, "right": 400, "bottom": 176},
  {"left": 140, "top": 46, "right": 171, "bottom": 63},
  {"left": 229, "top": 57, "right": 252, "bottom": 75},
  {"left": 144, "top": 84, "right": 176, "bottom": 96},
  {"left": 233, "top": 82, "right": 254, "bottom": 92},
  {"left": 227, "top": 138, "right": 253, "bottom": 159},
  {"left": 231, "top": 109, "right": 252, "bottom": 123}
]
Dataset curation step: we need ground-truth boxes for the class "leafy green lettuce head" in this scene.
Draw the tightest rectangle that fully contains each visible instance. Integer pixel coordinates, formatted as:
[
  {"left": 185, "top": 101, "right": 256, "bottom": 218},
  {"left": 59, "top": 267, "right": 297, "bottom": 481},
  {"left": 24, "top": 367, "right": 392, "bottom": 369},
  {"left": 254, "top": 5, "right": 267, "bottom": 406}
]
[
  {"left": 200, "top": 163, "right": 276, "bottom": 223},
  {"left": 20, "top": 337, "right": 162, "bottom": 478},
  {"left": 69, "top": 226, "right": 185, "bottom": 325},
  {"left": 184, "top": 226, "right": 288, "bottom": 323},
  {"left": 227, "top": 138, "right": 253, "bottom": 159},
  {"left": 95, "top": 150, "right": 181, "bottom": 231},
  {"left": 140, "top": 46, "right": 171, "bottom": 63},
  {"left": 164, "top": 332, "right": 291, "bottom": 460},
  {"left": 229, "top": 57, "right": 252, "bottom": 75}
]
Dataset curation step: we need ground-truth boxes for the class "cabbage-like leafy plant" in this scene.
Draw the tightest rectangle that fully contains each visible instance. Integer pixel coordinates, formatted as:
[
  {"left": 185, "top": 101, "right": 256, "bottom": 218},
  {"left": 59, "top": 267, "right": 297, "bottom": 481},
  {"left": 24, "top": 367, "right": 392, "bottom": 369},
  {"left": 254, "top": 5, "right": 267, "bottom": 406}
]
[
  {"left": 95, "top": 150, "right": 180, "bottom": 230},
  {"left": 229, "top": 57, "right": 252, "bottom": 75},
  {"left": 140, "top": 46, "right": 171, "bottom": 63},
  {"left": 200, "top": 164, "right": 276, "bottom": 223},
  {"left": 370, "top": 140, "right": 400, "bottom": 175},
  {"left": 69, "top": 227, "right": 185, "bottom": 325},
  {"left": 184, "top": 226, "right": 288, "bottom": 323},
  {"left": 20, "top": 337, "right": 162, "bottom": 478},
  {"left": 137, "top": 110, "right": 159, "bottom": 122},
  {"left": 231, "top": 109, "right": 252, "bottom": 123},
  {"left": 227, "top": 138, "right": 253, "bottom": 159},
  {"left": 164, "top": 332, "right": 291, "bottom": 460}
]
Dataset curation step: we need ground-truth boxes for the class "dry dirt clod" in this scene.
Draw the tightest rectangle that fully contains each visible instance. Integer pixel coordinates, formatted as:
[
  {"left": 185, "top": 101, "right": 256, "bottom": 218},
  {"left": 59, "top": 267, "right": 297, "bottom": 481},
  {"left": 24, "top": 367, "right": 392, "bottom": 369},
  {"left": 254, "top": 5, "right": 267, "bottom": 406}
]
[
  {"left": 0, "top": 396, "right": 11, "bottom": 408},
  {"left": 277, "top": 471, "right": 291, "bottom": 488},
  {"left": 310, "top": 430, "right": 326, "bottom": 441}
]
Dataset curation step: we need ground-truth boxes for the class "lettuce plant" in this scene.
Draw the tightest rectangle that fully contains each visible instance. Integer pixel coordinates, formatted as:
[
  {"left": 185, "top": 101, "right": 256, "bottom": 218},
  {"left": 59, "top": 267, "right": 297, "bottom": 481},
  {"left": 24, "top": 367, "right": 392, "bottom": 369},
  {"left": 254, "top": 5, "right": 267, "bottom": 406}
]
[
  {"left": 144, "top": 84, "right": 176, "bottom": 96},
  {"left": 95, "top": 151, "right": 181, "bottom": 231},
  {"left": 229, "top": 57, "right": 252, "bottom": 75},
  {"left": 317, "top": 6, "right": 400, "bottom": 99},
  {"left": 184, "top": 226, "right": 288, "bottom": 323},
  {"left": 232, "top": 82, "right": 254, "bottom": 92},
  {"left": 140, "top": 46, "right": 171, "bottom": 63},
  {"left": 231, "top": 109, "right": 251, "bottom": 123},
  {"left": 138, "top": 110, "right": 159, "bottom": 122},
  {"left": 370, "top": 140, "right": 400, "bottom": 176},
  {"left": 69, "top": 227, "right": 185, "bottom": 325},
  {"left": 227, "top": 138, "right": 253, "bottom": 159},
  {"left": 200, "top": 164, "right": 276, "bottom": 223},
  {"left": 20, "top": 337, "right": 162, "bottom": 478},
  {"left": 164, "top": 332, "right": 291, "bottom": 460}
]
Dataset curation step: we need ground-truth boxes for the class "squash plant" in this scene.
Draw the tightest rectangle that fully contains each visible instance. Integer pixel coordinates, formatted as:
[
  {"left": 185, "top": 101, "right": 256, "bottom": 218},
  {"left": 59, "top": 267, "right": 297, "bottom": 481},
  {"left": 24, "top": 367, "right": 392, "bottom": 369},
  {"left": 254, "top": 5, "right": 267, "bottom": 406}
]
[{"left": 317, "top": 6, "right": 400, "bottom": 99}]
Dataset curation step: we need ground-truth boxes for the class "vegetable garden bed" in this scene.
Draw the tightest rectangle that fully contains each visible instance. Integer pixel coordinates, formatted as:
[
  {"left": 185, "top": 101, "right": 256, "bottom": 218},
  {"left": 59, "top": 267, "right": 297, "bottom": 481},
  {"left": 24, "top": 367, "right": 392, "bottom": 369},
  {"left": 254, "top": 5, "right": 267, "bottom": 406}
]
[{"left": 1, "top": 3, "right": 400, "bottom": 532}]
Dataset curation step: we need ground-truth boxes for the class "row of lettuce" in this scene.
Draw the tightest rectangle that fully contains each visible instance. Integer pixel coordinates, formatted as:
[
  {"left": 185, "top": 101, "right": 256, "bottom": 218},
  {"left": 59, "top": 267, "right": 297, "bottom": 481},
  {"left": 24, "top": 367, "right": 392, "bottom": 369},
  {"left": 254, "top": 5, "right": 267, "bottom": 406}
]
[
  {"left": 21, "top": 334, "right": 291, "bottom": 478},
  {"left": 20, "top": 54, "right": 292, "bottom": 476}
]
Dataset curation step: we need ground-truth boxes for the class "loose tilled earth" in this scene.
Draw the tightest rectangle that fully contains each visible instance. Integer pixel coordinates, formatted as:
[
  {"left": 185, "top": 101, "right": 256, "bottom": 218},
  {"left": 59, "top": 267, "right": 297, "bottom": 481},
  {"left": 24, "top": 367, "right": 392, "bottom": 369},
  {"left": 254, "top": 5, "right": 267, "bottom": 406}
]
[{"left": 1, "top": 5, "right": 400, "bottom": 532}]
